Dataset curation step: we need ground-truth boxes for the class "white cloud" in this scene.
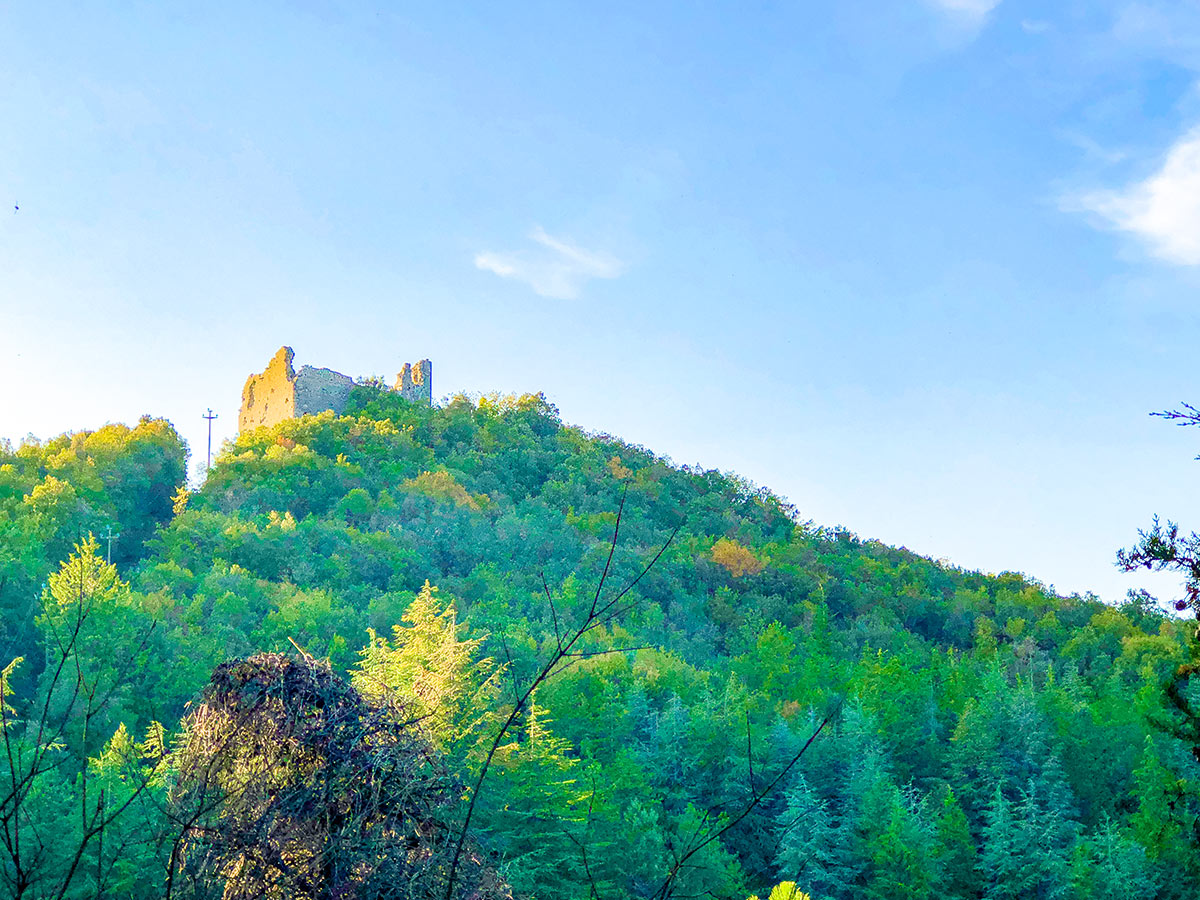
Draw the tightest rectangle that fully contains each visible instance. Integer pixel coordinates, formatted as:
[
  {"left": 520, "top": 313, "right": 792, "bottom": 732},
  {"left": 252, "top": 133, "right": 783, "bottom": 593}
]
[
  {"left": 927, "top": 0, "right": 1002, "bottom": 34},
  {"left": 1072, "top": 126, "right": 1200, "bottom": 265},
  {"left": 1020, "top": 19, "right": 1051, "bottom": 35},
  {"left": 474, "top": 227, "right": 624, "bottom": 299}
]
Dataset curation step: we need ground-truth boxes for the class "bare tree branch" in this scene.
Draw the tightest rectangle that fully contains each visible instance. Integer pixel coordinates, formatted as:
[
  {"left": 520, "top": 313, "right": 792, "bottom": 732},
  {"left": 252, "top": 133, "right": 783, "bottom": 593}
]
[
  {"left": 651, "top": 702, "right": 840, "bottom": 900},
  {"left": 443, "top": 486, "right": 680, "bottom": 899}
]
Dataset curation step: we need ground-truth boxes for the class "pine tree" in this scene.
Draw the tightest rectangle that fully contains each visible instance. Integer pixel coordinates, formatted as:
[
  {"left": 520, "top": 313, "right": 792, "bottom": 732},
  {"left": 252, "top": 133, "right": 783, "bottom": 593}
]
[
  {"left": 979, "top": 778, "right": 1076, "bottom": 900},
  {"left": 934, "top": 786, "right": 978, "bottom": 900},
  {"left": 776, "top": 774, "right": 840, "bottom": 898},
  {"left": 352, "top": 581, "right": 503, "bottom": 759},
  {"left": 1071, "top": 816, "right": 1158, "bottom": 900},
  {"left": 865, "top": 783, "right": 939, "bottom": 900},
  {"left": 480, "top": 698, "right": 594, "bottom": 897}
]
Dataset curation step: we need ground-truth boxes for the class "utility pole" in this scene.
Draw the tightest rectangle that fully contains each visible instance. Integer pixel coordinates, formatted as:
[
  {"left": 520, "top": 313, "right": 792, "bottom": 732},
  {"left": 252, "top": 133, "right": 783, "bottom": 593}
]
[
  {"left": 101, "top": 524, "right": 120, "bottom": 564},
  {"left": 203, "top": 408, "right": 218, "bottom": 473}
]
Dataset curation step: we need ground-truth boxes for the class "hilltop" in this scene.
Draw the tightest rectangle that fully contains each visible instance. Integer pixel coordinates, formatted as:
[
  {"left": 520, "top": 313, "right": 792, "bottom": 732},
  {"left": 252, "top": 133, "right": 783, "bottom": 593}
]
[{"left": 1, "top": 385, "right": 1197, "bottom": 899}]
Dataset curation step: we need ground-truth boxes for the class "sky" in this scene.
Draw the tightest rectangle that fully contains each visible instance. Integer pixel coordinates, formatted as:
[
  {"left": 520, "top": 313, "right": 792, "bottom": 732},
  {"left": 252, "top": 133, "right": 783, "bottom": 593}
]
[{"left": 3, "top": 0, "right": 1200, "bottom": 603}]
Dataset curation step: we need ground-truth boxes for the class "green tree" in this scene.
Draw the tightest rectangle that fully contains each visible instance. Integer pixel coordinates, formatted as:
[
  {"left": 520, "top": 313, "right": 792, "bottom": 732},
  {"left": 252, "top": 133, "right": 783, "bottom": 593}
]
[
  {"left": 475, "top": 700, "right": 595, "bottom": 897},
  {"left": 775, "top": 773, "right": 841, "bottom": 897},
  {"left": 1117, "top": 404, "right": 1200, "bottom": 768},
  {"left": 933, "top": 786, "right": 978, "bottom": 900},
  {"left": 978, "top": 779, "right": 1076, "bottom": 900},
  {"left": 352, "top": 581, "right": 503, "bottom": 759},
  {"left": 1, "top": 538, "right": 164, "bottom": 900},
  {"left": 1071, "top": 816, "right": 1158, "bottom": 900},
  {"left": 865, "top": 784, "right": 939, "bottom": 900}
]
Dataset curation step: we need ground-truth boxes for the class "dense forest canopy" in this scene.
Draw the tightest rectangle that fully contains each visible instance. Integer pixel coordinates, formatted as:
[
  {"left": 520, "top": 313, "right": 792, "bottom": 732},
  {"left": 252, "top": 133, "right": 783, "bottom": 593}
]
[{"left": 1, "top": 385, "right": 1198, "bottom": 899}]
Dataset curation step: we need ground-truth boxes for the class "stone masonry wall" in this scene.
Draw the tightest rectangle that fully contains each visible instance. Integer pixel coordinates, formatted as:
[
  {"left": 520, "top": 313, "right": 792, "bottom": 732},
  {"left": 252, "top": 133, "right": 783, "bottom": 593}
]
[{"left": 294, "top": 364, "right": 354, "bottom": 419}]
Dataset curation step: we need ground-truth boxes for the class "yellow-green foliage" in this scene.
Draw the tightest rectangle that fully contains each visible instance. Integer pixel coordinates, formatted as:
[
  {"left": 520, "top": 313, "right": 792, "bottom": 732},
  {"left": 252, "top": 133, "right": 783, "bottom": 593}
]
[
  {"left": 476, "top": 391, "right": 556, "bottom": 416},
  {"left": 403, "top": 469, "right": 484, "bottom": 510},
  {"left": 711, "top": 537, "right": 766, "bottom": 577},
  {"left": 43, "top": 533, "right": 126, "bottom": 614},
  {"left": 748, "top": 884, "right": 811, "bottom": 900},
  {"left": 353, "top": 582, "right": 503, "bottom": 755}
]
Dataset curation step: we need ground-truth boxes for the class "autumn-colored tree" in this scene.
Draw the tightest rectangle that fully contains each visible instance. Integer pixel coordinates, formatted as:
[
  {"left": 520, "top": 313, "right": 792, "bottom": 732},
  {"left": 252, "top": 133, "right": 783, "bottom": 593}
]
[
  {"left": 403, "top": 470, "right": 483, "bottom": 510},
  {"left": 712, "top": 538, "right": 766, "bottom": 578}
]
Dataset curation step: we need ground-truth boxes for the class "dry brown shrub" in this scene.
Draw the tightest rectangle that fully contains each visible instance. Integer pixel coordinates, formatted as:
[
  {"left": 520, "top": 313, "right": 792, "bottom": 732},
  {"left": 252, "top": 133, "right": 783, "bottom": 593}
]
[{"left": 169, "top": 652, "right": 508, "bottom": 900}]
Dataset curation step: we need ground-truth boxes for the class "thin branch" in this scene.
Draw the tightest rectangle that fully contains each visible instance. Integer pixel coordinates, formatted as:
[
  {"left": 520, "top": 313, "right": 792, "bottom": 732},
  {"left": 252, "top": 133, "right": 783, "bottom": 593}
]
[
  {"left": 541, "top": 571, "right": 564, "bottom": 652},
  {"left": 652, "top": 702, "right": 841, "bottom": 900},
  {"left": 498, "top": 635, "right": 521, "bottom": 707},
  {"left": 745, "top": 710, "right": 755, "bottom": 798},
  {"left": 589, "top": 487, "right": 628, "bottom": 618},
  {"left": 443, "top": 487, "right": 675, "bottom": 899},
  {"left": 1153, "top": 403, "right": 1200, "bottom": 425}
]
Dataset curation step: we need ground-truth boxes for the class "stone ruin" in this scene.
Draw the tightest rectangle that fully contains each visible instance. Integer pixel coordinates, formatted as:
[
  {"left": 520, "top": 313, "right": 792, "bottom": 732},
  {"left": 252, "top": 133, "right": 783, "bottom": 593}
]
[
  {"left": 239, "top": 346, "right": 432, "bottom": 432},
  {"left": 395, "top": 359, "right": 432, "bottom": 405}
]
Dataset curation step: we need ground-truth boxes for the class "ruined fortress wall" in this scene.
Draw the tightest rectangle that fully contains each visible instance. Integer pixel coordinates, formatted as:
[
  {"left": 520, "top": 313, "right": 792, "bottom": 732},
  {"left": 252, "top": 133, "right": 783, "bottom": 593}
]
[
  {"left": 239, "top": 347, "right": 431, "bottom": 432},
  {"left": 239, "top": 346, "right": 300, "bottom": 431},
  {"left": 294, "top": 365, "right": 354, "bottom": 418},
  {"left": 239, "top": 347, "right": 354, "bottom": 431}
]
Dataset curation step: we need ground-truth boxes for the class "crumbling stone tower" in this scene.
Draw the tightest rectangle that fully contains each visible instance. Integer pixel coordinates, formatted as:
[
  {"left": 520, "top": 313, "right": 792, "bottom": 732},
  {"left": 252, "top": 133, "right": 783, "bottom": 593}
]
[
  {"left": 395, "top": 360, "right": 432, "bottom": 405},
  {"left": 239, "top": 346, "right": 433, "bottom": 432}
]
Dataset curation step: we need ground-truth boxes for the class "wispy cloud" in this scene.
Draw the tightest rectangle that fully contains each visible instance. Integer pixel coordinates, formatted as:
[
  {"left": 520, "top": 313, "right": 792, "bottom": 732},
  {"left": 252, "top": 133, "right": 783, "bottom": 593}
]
[
  {"left": 474, "top": 227, "right": 624, "bottom": 299},
  {"left": 1112, "top": 3, "right": 1200, "bottom": 68},
  {"left": 927, "top": 0, "right": 1002, "bottom": 36},
  {"left": 1070, "top": 126, "right": 1200, "bottom": 265},
  {"left": 1060, "top": 130, "right": 1128, "bottom": 166}
]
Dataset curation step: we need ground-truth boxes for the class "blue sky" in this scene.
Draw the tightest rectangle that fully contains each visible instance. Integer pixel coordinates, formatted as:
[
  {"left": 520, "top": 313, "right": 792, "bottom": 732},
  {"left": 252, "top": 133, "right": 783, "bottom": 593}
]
[{"left": 3, "top": 0, "right": 1200, "bottom": 602}]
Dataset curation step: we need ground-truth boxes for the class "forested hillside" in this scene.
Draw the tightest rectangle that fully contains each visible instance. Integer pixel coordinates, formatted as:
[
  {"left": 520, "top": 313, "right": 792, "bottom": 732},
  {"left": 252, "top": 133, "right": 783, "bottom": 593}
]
[{"left": 2, "top": 387, "right": 1198, "bottom": 899}]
